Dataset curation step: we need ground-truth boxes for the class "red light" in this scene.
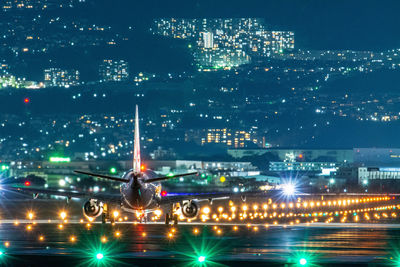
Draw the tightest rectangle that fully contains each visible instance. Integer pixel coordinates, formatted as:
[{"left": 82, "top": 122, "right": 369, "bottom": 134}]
[
  {"left": 24, "top": 181, "right": 31, "bottom": 186},
  {"left": 24, "top": 98, "right": 30, "bottom": 103},
  {"left": 298, "top": 154, "right": 303, "bottom": 159},
  {"left": 161, "top": 191, "right": 167, "bottom": 197}
]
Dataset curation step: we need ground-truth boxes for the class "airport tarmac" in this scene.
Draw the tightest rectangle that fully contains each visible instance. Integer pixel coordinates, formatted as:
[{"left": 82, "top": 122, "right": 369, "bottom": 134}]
[{"left": 0, "top": 219, "right": 399, "bottom": 266}]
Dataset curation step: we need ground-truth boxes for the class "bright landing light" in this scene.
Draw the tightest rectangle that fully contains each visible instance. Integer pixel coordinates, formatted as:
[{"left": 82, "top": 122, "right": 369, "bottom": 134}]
[
  {"left": 299, "top": 258, "right": 307, "bottom": 265},
  {"left": 282, "top": 183, "right": 296, "bottom": 196},
  {"left": 96, "top": 253, "right": 104, "bottom": 260},
  {"left": 60, "top": 211, "right": 67, "bottom": 220},
  {"left": 198, "top": 256, "right": 206, "bottom": 263}
]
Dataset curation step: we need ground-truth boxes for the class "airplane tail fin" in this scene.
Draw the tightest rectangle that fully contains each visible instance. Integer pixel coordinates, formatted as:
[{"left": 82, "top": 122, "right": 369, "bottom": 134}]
[{"left": 133, "top": 105, "right": 141, "bottom": 173}]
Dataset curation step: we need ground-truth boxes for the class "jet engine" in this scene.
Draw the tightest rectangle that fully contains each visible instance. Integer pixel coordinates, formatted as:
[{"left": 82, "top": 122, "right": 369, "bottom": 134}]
[
  {"left": 181, "top": 201, "right": 199, "bottom": 218},
  {"left": 83, "top": 199, "right": 103, "bottom": 219}
]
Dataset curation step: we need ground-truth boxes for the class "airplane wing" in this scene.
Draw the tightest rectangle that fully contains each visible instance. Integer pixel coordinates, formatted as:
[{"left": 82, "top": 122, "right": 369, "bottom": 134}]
[
  {"left": 6, "top": 186, "right": 121, "bottom": 203},
  {"left": 158, "top": 190, "right": 282, "bottom": 205}
]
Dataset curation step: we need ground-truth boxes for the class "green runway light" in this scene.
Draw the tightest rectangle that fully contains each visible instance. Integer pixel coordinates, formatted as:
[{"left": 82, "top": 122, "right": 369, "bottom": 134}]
[
  {"left": 299, "top": 258, "right": 307, "bottom": 265},
  {"left": 167, "top": 172, "right": 174, "bottom": 177},
  {"left": 198, "top": 256, "right": 206, "bottom": 262},
  {"left": 96, "top": 253, "right": 104, "bottom": 260},
  {"left": 109, "top": 167, "right": 117, "bottom": 174},
  {"left": 0, "top": 165, "right": 9, "bottom": 171}
]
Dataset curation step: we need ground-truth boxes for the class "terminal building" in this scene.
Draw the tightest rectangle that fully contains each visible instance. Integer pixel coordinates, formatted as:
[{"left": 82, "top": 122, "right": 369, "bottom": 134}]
[
  {"left": 353, "top": 148, "right": 400, "bottom": 165},
  {"left": 269, "top": 161, "right": 340, "bottom": 173},
  {"left": 228, "top": 148, "right": 354, "bottom": 163},
  {"left": 335, "top": 166, "right": 400, "bottom": 185}
]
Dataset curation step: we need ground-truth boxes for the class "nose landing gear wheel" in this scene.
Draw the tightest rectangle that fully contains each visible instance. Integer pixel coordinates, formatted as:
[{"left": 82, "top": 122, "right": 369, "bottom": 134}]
[
  {"left": 173, "top": 214, "right": 178, "bottom": 225},
  {"left": 165, "top": 213, "right": 170, "bottom": 225}
]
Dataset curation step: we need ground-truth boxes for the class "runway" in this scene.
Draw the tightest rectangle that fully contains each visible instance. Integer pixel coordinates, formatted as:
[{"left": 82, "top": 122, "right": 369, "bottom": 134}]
[
  {"left": 0, "top": 198, "right": 400, "bottom": 266},
  {"left": 0, "top": 219, "right": 399, "bottom": 266}
]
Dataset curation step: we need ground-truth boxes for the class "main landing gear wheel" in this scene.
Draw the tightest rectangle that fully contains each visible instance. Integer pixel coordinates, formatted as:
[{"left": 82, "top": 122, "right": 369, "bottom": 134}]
[
  {"left": 173, "top": 214, "right": 178, "bottom": 225},
  {"left": 165, "top": 213, "right": 171, "bottom": 225},
  {"left": 101, "top": 213, "right": 106, "bottom": 224}
]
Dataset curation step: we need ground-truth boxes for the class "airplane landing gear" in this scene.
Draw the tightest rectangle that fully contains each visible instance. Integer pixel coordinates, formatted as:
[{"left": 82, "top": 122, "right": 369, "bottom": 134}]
[
  {"left": 139, "top": 213, "right": 147, "bottom": 223},
  {"left": 165, "top": 203, "right": 180, "bottom": 225},
  {"left": 165, "top": 213, "right": 171, "bottom": 225},
  {"left": 165, "top": 213, "right": 178, "bottom": 225},
  {"left": 173, "top": 214, "right": 178, "bottom": 225},
  {"left": 101, "top": 204, "right": 112, "bottom": 224}
]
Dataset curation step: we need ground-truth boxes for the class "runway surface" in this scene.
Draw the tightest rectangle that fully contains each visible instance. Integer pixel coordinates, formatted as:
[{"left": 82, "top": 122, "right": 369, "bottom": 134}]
[
  {"left": 1, "top": 199, "right": 400, "bottom": 266},
  {"left": 0, "top": 220, "right": 399, "bottom": 266}
]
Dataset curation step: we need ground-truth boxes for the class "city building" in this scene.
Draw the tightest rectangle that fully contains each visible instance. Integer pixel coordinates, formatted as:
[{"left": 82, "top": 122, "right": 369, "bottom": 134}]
[
  {"left": 353, "top": 148, "right": 400, "bottom": 165},
  {"left": 200, "top": 128, "right": 261, "bottom": 148},
  {"left": 269, "top": 161, "right": 341, "bottom": 173},
  {"left": 151, "top": 18, "right": 295, "bottom": 69},
  {"left": 228, "top": 148, "right": 354, "bottom": 163},
  {"left": 335, "top": 166, "right": 400, "bottom": 185},
  {"left": 2, "top": 0, "right": 78, "bottom": 11},
  {"left": 202, "top": 32, "right": 213, "bottom": 48},
  {"left": 44, "top": 68, "right": 80, "bottom": 88},
  {"left": 99, "top": 60, "right": 129, "bottom": 82}
]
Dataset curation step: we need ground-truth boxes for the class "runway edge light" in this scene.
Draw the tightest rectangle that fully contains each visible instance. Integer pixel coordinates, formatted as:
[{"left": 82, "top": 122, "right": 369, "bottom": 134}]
[{"left": 198, "top": 255, "right": 206, "bottom": 263}]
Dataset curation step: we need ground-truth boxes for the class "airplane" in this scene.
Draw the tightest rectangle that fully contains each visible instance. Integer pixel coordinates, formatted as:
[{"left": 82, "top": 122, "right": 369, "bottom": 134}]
[{"left": 9, "top": 105, "right": 272, "bottom": 225}]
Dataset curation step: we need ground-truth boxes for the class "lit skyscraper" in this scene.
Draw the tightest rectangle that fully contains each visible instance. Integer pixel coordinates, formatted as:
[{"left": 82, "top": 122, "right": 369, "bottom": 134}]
[
  {"left": 203, "top": 32, "right": 214, "bottom": 48},
  {"left": 99, "top": 59, "right": 129, "bottom": 82},
  {"left": 44, "top": 68, "right": 80, "bottom": 88}
]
